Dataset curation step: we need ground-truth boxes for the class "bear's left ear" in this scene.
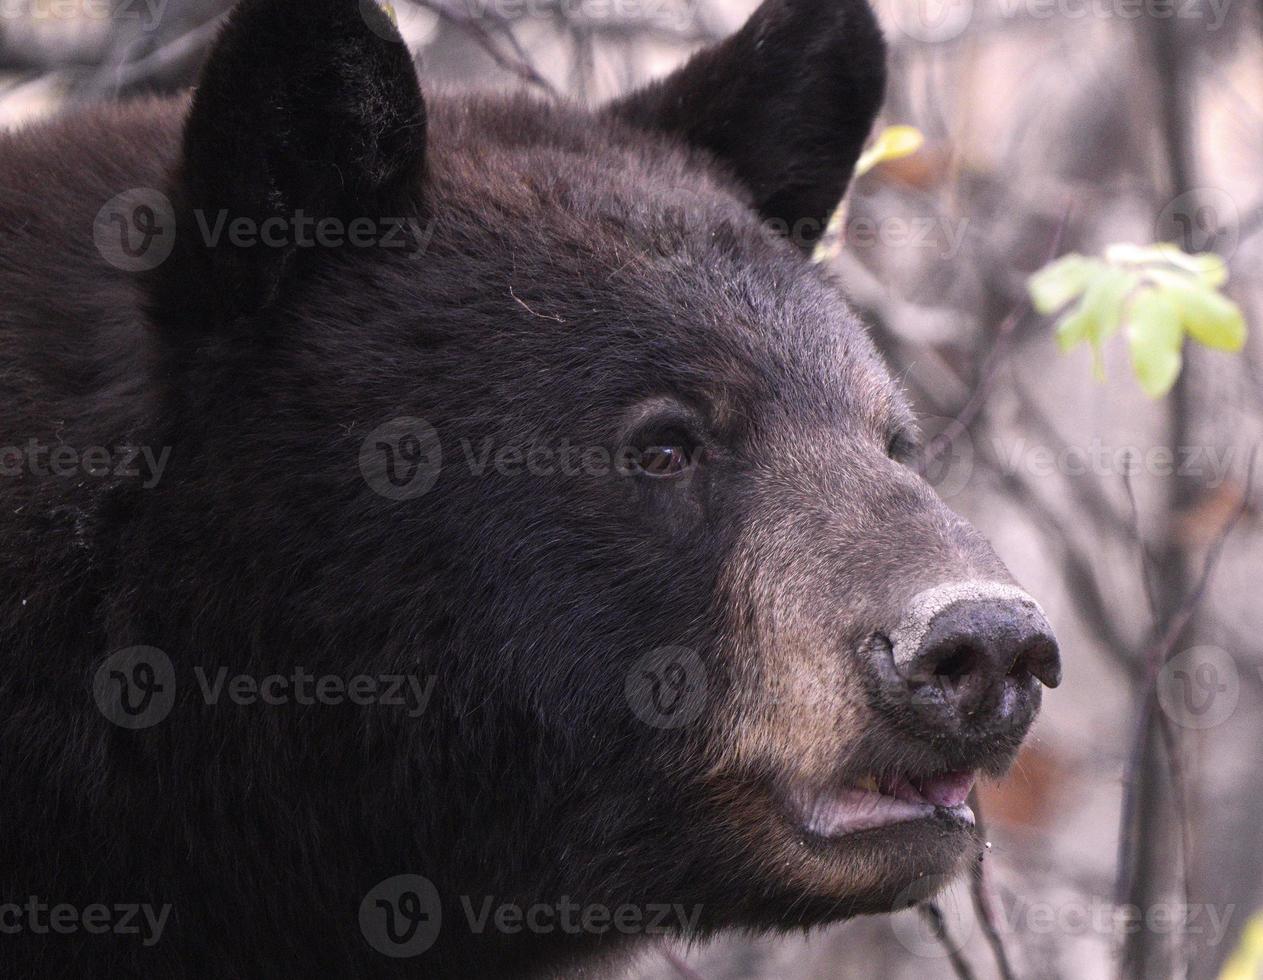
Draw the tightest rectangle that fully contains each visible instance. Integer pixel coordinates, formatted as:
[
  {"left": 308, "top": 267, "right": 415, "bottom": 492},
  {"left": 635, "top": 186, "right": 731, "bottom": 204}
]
[
  {"left": 173, "top": 0, "right": 426, "bottom": 315},
  {"left": 607, "top": 0, "right": 886, "bottom": 250}
]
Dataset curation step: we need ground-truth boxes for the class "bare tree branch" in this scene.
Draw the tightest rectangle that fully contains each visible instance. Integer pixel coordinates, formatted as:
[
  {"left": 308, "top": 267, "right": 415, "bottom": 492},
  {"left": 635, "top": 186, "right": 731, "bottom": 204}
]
[
  {"left": 920, "top": 903, "right": 978, "bottom": 980},
  {"left": 968, "top": 791, "right": 1019, "bottom": 980},
  {"left": 408, "top": 0, "right": 561, "bottom": 100}
]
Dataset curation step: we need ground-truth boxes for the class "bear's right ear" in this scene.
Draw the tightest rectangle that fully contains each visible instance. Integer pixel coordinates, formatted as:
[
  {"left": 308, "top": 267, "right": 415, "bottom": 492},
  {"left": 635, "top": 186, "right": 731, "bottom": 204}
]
[
  {"left": 607, "top": 0, "right": 886, "bottom": 251},
  {"left": 170, "top": 0, "right": 426, "bottom": 318}
]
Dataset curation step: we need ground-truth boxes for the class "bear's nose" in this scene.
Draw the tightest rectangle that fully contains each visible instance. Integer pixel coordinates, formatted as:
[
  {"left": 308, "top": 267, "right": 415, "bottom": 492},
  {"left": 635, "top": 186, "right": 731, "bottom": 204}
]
[{"left": 888, "top": 581, "right": 1061, "bottom": 734}]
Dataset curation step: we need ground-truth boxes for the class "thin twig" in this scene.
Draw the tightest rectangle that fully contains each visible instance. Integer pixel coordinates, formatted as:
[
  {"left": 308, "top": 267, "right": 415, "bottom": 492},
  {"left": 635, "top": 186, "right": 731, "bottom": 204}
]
[
  {"left": 968, "top": 790, "right": 1018, "bottom": 980},
  {"left": 1148, "top": 446, "right": 1255, "bottom": 678},
  {"left": 87, "top": 14, "right": 228, "bottom": 95},
  {"left": 1113, "top": 449, "right": 1256, "bottom": 956},
  {"left": 407, "top": 0, "right": 560, "bottom": 100},
  {"left": 1013, "top": 382, "right": 1133, "bottom": 539},
  {"left": 926, "top": 203, "right": 1071, "bottom": 473},
  {"left": 920, "top": 903, "right": 979, "bottom": 980},
  {"left": 973, "top": 437, "right": 1138, "bottom": 670},
  {"left": 1120, "top": 454, "right": 1163, "bottom": 624},
  {"left": 1154, "top": 708, "right": 1194, "bottom": 968}
]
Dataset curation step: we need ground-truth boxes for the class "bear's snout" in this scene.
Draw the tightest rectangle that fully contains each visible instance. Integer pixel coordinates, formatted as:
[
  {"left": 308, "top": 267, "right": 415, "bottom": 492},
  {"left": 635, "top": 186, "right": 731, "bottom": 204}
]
[{"left": 881, "top": 580, "right": 1061, "bottom": 738}]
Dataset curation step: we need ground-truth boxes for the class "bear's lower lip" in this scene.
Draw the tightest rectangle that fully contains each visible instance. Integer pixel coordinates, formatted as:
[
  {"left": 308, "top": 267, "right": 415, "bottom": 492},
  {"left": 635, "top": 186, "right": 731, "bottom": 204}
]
[{"left": 795, "top": 770, "right": 977, "bottom": 838}]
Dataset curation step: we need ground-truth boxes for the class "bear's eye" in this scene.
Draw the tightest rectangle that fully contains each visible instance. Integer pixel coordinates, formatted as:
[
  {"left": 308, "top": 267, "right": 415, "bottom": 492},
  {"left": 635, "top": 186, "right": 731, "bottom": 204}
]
[
  {"left": 887, "top": 428, "right": 920, "bottom": 463},
  {"left": 629, "top": 425, "right": 699, "bottom": 479},
  {"left": 638, "top": 445, "right": 690, "bottom": 476}
]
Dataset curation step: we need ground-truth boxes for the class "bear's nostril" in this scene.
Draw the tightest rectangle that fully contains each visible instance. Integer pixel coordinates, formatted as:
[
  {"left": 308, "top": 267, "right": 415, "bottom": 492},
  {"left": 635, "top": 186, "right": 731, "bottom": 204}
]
[
  {"left": 930, "top": 644, "right": 979, "bottom": 683},
  {"left": 887, "top": 581, "right": 1062, "bottom": 734},
  {"left": 1010, "top": 638, "right": 1062, "bottom": 689}
]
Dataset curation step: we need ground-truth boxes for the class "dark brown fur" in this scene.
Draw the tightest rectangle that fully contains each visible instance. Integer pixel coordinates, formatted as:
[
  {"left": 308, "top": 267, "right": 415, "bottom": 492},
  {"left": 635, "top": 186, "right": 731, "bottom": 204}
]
[{"left": 0, "top": 0, "right": 1044, "bottom": 976}]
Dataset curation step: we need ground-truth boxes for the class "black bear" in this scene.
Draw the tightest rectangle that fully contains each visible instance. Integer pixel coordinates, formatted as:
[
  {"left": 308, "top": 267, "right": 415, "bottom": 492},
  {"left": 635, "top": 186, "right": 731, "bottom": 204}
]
[{"left": 0, "top": 0, "right": 1060, "bottom": 975}]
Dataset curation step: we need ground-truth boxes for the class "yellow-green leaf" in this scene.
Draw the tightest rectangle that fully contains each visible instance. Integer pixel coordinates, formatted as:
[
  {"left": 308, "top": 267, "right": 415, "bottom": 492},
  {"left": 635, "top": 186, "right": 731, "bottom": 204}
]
[
  {"left": 1105, "top": 242, "right": 1228, "bottom": 287},
  {"left": 1174, "top": 282, "right": 1246, "bottom": 351},
  {"left": 1165, "top": 248, "right": 1229, "bottom": 288},
  {"left": 1056, "top": 267, "right": 1136, "bottom": 379},
  {"left": 1104, "top": 242, "right": 1155, "bottom": 266},
  {"left": 1035, "top": 241, "right": 1246, "bottom": 396},
  {"left": 1218, "top": 909, "right": 1263, "bottom": 980},
  {"left": 854, "top": 126, "right": 925, "bottom": 178},
  {"left": 1029, "top": 254, "right": 1095, "bottom": 315},
  {"left": 1127, "top": 286, "right": 1184, "bottom": 397},
  {"left": 1147, "top": 270, "right": 1247, "bottom": 351}
]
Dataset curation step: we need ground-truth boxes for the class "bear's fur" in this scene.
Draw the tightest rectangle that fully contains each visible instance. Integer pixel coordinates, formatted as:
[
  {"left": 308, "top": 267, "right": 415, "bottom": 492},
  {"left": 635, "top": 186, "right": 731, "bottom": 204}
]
[{"left": 0, "top": 0, "right": 1045, "bottom": 976}]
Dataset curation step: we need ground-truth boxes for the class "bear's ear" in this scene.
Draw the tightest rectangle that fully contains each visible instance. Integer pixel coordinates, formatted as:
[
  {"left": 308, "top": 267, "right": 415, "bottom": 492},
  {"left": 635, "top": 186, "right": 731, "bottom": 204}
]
[
  {"left": 174, "top": 0, "right": 426, "bottom": 315},
  {"left": 607, "top": 0, "right": 886, "bottom": 250}
]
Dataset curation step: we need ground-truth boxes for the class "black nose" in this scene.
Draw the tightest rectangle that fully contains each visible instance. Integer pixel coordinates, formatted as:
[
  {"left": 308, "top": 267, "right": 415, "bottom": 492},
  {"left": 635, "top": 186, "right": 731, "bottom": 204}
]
[{"left": 889, "top": 589, "right": 1061, "bottom": 735}]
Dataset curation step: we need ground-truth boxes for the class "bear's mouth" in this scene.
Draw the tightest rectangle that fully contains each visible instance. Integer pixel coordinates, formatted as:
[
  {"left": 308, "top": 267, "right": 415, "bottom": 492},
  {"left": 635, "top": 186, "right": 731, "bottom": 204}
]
[{"left": 795, "top": 770, "right": 976, "bottom": 838}]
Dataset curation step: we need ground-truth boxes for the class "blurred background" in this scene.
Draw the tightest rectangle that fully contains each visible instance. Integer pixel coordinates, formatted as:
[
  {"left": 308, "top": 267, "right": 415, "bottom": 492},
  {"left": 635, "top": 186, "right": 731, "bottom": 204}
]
[{"left": 3, "top": 0, "right": 1259, "bottom": 977}]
